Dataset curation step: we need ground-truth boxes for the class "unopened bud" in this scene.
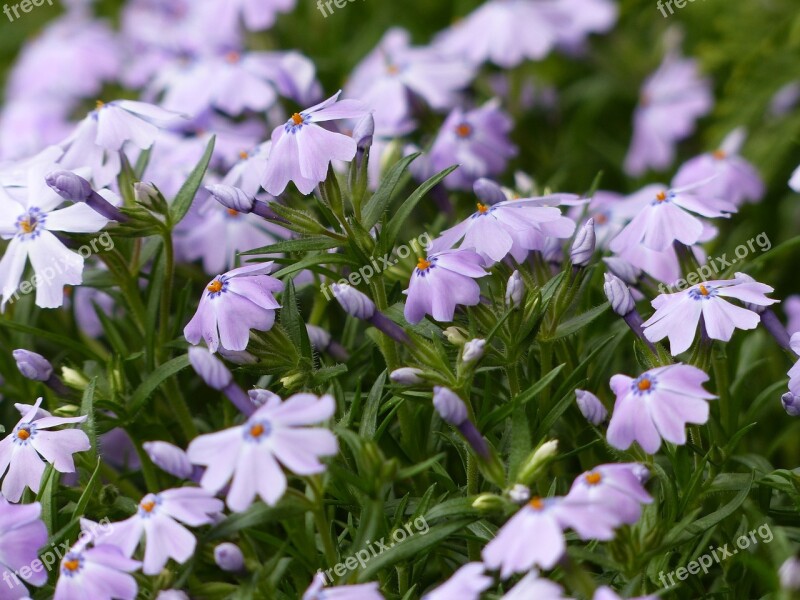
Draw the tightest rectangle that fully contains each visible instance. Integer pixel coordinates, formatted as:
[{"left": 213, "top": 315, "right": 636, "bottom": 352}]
[
  {"left": 13, "top": 349, "right": 53, "bottom": 381},
  {"left": 331, "top": 283, "right": 375, "bottom": 320},
  {"left": 575, "top": 389, "right": 608, "bottom": 425},
  {"left": 603, "top": 273, "right": 635, "bottom": 316},
  {"left": 570, "top": 218, "right": 596, "bottom": 267},
  {"left": 462, "top": 339, "right": 485, "bottom": 364},
  {"left": 214, "top": 543, "right": 245, "bottom": 573},
  {"left": 505, "top": 270, "right": 523, "bottom": 308},
  {"left": 390, "top": 367, "right": 424, "bottom": 385},
  {"left": 433, "top": 386, "right": 468, "bottom": 425}
]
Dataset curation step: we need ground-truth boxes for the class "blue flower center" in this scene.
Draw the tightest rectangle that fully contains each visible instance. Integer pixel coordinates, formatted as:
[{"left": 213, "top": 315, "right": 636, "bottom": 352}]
[
  {"left": 689, "top": 284, "right": 718, "bottom": 301},
  {"left": 14, "top": 424, "right": 36, "bottom": 445},
  {"left": 632, "top": 374, "right": 657, "bottom": 395}
]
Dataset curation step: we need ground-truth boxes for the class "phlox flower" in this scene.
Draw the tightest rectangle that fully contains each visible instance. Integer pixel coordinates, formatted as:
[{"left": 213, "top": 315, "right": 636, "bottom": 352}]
[
  {"left": 643, "top": 275, "right": 777, "bottom": 355},
  {"left": 302, "top": 572, "right": 384, "bottom": 600},
  {"left": 791, "top": 164, "right": 800, "bottom": 192},
  {"left": 501, "top": 570, "right": 570, "bottom": 600},
  {"left": 203, "top": 0, "right": 296, "bottom": 32},
  {"left": 416, "top": 99, "right": 517, "bottom": 191},
  {"left": 403, "top": 249, "right": 488, "bottom": 324},
  {"left": 607, "top": 364, "right": 716, "bottom": 454},
  {"left": 187, "top": 393, "right": 338, "bottom": 512},
  {"left": 624, "top": 52, "right": 713, "bottom": 176},
  {"left": 101, "top": 488, "right": 223, "bottom": 575},
  {"left": 565, "top": 463, "right": 653, "bottom": 526},
  {"left": 421, "top": 563, "right": 492, "bottom": 600},
  {"left": 346, "top": 28, "right": 474, "bottom": 135},
  {"left": 0, "top": 397, "right": 90, "bottom": 502},
  {"left": 673, "top": 128, "right": 764, "bottom": 206},
  {"left": 184, "top": 262, "right": 282, "bottom": 353},
  {"left": 262, "top": 91, "right": 369, "bottom": 195},
  {"left": 0, "top": 162, "right": 119, "bottom": 309},
  {"left": 54, "top": 536, "right": 141, "bottom": 600},
  {"left": 0, "top": 500, "right": 48, "bottom": 598},
  {"left": 594, "top": 586, "right": 657, "bottom": 600},
  {"left": 609, "top": 183, "right": 735, "bottom": 254}
]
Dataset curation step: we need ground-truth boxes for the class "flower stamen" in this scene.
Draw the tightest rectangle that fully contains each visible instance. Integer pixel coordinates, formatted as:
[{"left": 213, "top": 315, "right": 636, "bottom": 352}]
[
  {"left": 638, "top": 378, "right": 651, "bottom": 391},
  {"left": 207, "top": 280, "right": 224, "bottom": 293},
  {"left": 585, "top": 472, "right": 602, "bottom": 485},
  {"left": 416, "top": 257, "right": 432, "bottom": 271},
  {"left": 63, "top": 559, "right": 80, "bottom": 572},
  {"left": 140, "top": 500, "right": 156, "bottom": 513},
  {"left": 455, "top": 123, "right": 472, "bottom": 138},
  {"left": 16, "top": 429, "right": 30, "bottom": 441},
  {"left": 291, "top": 113, "right": 304, "bottom": 126},
  {"left": 529, "top": 497, "right": 544, "bottom": 510},
  {"left": 476, "top": 203, "right": 489, "bottom": 214},
  {"left": 698, "top": 284, "right": 710, "bottom": 296},
  {"left": 656, "top": 191, "right": 667, "bottom": 202}
]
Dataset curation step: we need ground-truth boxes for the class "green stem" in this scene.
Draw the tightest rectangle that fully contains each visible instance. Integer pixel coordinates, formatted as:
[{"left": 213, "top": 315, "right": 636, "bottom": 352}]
[
  {"left": 158, "top": 232, "right": 175, "bottom": 360},
  {"left": 466, "top": 454, "right": 480, "bottom": 561},
  {"left": 369, "top": 279, "right": 399, "bottom": 371},
  {"left": 310, "top": 477, "right": 338, "bottom": 566}
]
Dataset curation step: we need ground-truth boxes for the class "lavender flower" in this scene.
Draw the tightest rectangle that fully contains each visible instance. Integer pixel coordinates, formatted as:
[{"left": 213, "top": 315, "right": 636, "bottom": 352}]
[
  {"left": 187, "top": 393, "right": 338, "bottom": 511},
  {"left": 0, "top": 398, "right": 90, "bottom": 502},
  {"left": 12, "top": 349, "right": 53, "bottom": 381},
  {"left": 0, "top": 500, "right": 48, "bottom": 597},
  {"left": 403, "top": 249, "right": 488, "bottom": 324},
  {"left": 184, "top": 262, "right": 282, "bottom": 353},
  {"left": 565, "top": 463, "right": 653, "bottom": 526},
  {"left": 215, "top": 543, "right": 245, "bottom": 572},
  {"left": 102, "top": 488, "right": 222, "bottom": 575},
  {"left": 262, "top": 91, "right": 368, "bottom": 195},
  {"left": 501, "top": 571, "right": 569, "bottom": 600},
  {"left": 53, "top": 538, "right": 141, "bottom": 600},
  {"left": 143, "top": 441, "right": 194, "bottom": 479},
  {"left": 421, "top": 563, "right": 492, "bottom": 600},
  {"left": 302, "top": 572, "right": 384, "bottom": 600},
  {"left": 390, "top": 367, "right": 425, "bottom": 385},
  {"left": 575, "top": 389, "right": 608, "bottom": 425},
  {"left": 570, "top": 218, "right": 596, "bottom": 267},
  {"left": 779, "top": 557, "right": 800, "bottom": 591},
  {"left": 188, "top": 347, "right": 256, "bottom": 416},
  {"left": 331, "top": 283, "right": 375, "bottom": 319},
  {"left": 607, "top": 364, "right": 716, "bottom": 454},
  {"left": 782, "top": 392, "right": 800, "bottom": 417},
  {"left": 506, "top": 270, "right": 524, "bottom": 308},
  {"left": 643, "top": 275, "right": 777, "bottom": 355},
  {"left": 462, "top": 339, "right": 486, "bottom": 364},
  {"left": 594, "top": 587, "right": 658, "bottom": 600},
  {"left": 45, "top": 170, "right": 128, "bottom": 222}
]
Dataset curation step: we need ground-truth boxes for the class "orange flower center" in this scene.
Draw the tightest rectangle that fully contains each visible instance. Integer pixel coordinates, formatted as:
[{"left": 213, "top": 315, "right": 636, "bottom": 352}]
[
  {"left": 95, "top": 100, "right": 105, "bottom": 110},
  {"left": 638, "top": 378, "right": 651, "bottom": 391},
  {"left": 713, "top": 149, "right": 727, "bottom": 160},
  {"left": 250, "top": 424, "right": 265, "bottom": 438},
  {"left": 226, "top": 51, "right": 241, "bottom": 64},
  {"left": 208, "top": 280, "right": 223, "bottom": 293},
  {"left": 594, "top": 213, "right": 608, "bottom": 225},
  {"left": 227, "top": 208, "right": 240, "bottom": 217},
  {"left": 529, "top": 497, "right": 544, "bottom": 510},
  {"left": 476, "top": 203, "right": 489, "bottom": 214},
  {"left": 455, "top": 123, "right": 472, "bottom": 138},
  {"left": 239, "top": 150, "right": 249, "bottom": 160},
  {"left": 386, "top": 64, "right": 399, "bottom": 75},
  {"left": 416, "top": 257, "right": 432, "bottom": 271},
  {"left": 63, "top": 559, "right": 80, "bottom": 572},
  {"left": 291, "top": 113, "right": 304, "bottom": 126},
  {"left": 698, "top": 284, "right": 710, "bottom": 296},
  {"left": 585, "top": 472, "right": 602, "bottom": 485},
  {"left": 140, "top": 500, "right": 156, "bottom": 513},
  {"left": 19, "top": 219, "right": 34, "bottom": 234},
  {"left": 656, "top": 191, "right": 667, "bottom": 202},
  {"left": 16, "top": 429, "right": 30, "bottom": 440}
]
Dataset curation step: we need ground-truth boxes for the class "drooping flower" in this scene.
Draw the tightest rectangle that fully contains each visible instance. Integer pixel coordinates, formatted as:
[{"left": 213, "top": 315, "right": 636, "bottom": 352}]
[
  {"left": 421, "top": 563, "right": 492, "bottom": 600},
  {"left": 403, "top": 249, "right": 488, "bottom": 324},
  {"left": 609, "top": 183, "right": 735, "bottom": 254},
  {"left": 184, "top": 262, "right": 282, "bottom": 353},
  {"left": 0, "top": 397, "right": 90, "bottom": 502},
  {"left": 345, "top": 28, "right": 474, "bottom": 135},
  {"left": 53, "top": 537, "right": 141, "bottom": 600},
  {"left": 143, "top": 441, "right": 195, "bottom": 479},
  {"left": 642, "top": 275, "right": 778, "bottom": 355},
  {"left": 673, "top": 128, "right": 764, "bottom": 206},
  {"left": 606, "top": 364, "right": 716, "bottom": 454},
  {"left": 565, "top": 463, "right": 653, "bottom": 526},
  {"left": 101, "top": 488, "right": 222, "bottom": 575},
  {"left": 187, "top": 393, "right": 338, "bottom": 511},
  {"left": 575, "top": 389, "right": 608, "bottom": 425},
  {"left": 501, "top": 570, "right": 570, "bottom": 600},
  {"left": 262, "top": 91, "right": 369, "bottom": 195},
  {"left": 188, "top": 346, "right": 256, "bottom": 416},
  {"left": 0, "top": 162, "right": 119, "bottom": 309},
  {"left": 624, "top": 52, "right": 713, "bottom": 177},
  {"left": 302, "top": 572, "right": 384, "bottom": 600},
  {"left": 415, "top": 100, "right": 517, "bottom": 191},
  {"left": 0, "top": 500, "right": 48, "bottom": 598}
]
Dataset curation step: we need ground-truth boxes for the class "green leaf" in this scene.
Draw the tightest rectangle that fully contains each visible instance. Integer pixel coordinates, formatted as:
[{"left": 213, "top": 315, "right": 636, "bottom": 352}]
[
  {"left": 280, "top": 278, "right": 312, "bottom": 362},
  {"left": 37, "top": 465, "right": 59, "bottom": 534},
  {"left": 169, "top": 135, "right": 216, "bottom": 227},
  {"left": 271, "top": 252, "right": 356, "bottom": 279},
  {"left": 359, "top": 371, "right": 387, "bottom": 439},
  {"left": 547, "top": 302, "right": 610, "bottom": 341},
  {"left": 127, "top": 354, "right": 191, "bottom": 416},
  {"left": 241, "top": 236, "right": 340, "bottom": 256},
  {"left": 81, "top": 378, "right": 98, "bottom": 462},
  {"left": 0, "top": 320, "right": 104, "bottom": 361},
  {"left": 72, "top": 458, "right": 102, "bottom": 521},
  {"left": 362, "top": 153, "right": 419, "bottom": 229}
]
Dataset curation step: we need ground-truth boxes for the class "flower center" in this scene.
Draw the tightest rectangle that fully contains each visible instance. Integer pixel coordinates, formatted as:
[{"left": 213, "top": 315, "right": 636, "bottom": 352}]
[
  {"left": 250, "top": 424, "right": 265, "bottom": 438},
  {"left": 140, "top": 500, "right": 156, "bottom": 513},
  {"left": 698, "top": 284, "right": 710, "bottom": 296},
  {"left": 638, "top": 378, "right": 651, "bottom": 391},
  {"left": 656, "top": 191, "right": 667, "bottom": 202},
  {"left": 416, "top": 257, "right": 432, "bottom": 271},
  {"left": 16, "top": 428, "right": 30, "bottom": 441},
  {"left": 208, "top": 280, "right": 223, "bottom": 293},
  {"left": 594, "top": 213, "right": 608, "bottom": 225},
  {"left": 476, "top": 203, "right": 489, "bottom": 214},
  {"left": 386, "top": 64, "right": 399, "bottom": 75},
  {"left": 239, "top": 150, "right": 249, "bottom": 160},
  {"left": 713, "top": 149, "right": 726, "bottom": 160},
  {"left": 20, "top": 219, "right": 34, "bottom": 234},
  {"left": 528, "top": 497, "right": 544, "bottom": 510},
  {"left": 291, "top": 113, "right": 304, "bottom": 126},
  {"left": 226, "top": 51, "right": 240, "bottom": 64},
  {"left": 227, "top": 208, "right": 240, "bottom": 217},
  {"left": 455, "top": 123, "right": 472, "bottom": 138},
  {"left": 585, "top": 472, "right": 602, "bottom": 485},
  {"left": 96, "top": 100, "right": 105, "bottom": 110},
  {"left": 63, "top": 559, "right": 80, "bottom": 572}
]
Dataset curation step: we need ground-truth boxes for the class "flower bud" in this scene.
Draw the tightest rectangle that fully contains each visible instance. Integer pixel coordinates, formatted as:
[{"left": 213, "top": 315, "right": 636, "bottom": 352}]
[
  {"left": 331, "top": 283, "right": 375, "bottom": 319},
  {"left": 631, "top": 464, "right": 651, "bottom": 484},
  {"left": 61, "top": 366, "right": 89, "bottom": 390},
  {"left": 505, "top": 270, "right": 523, "bottom": 308},
  {"left": 570, "top": 218, "right": 596, "bottom": 267},
  {"left": 390, "top": 367, "right": 424, "bottom": 385},
  {"left": 443, "top": 326, "right": 468, "bottom": 346},
  {"left": 248, "top": 388, "right": 281, "bottom": 408},
  {"left": 155, "top": 592, "right": 190, "bottom": 600},
  {"left": 462, "top": 339, "right": 485, "bottom": 364},
  {"left": 206, "top": 184, "right": 254, "bottom": 214},
  {"left": 45, "top": 170, "right": 93, "bottom": 201},
  {"left": 472, "top": 493, "right": 507, "bottom": 512},
  {"left": 13, "top": 349, "right": 53, "bottom": 381},
  {"left": 780, "top": 556, "right": 800, "bottom": 591},
  {"left": 507, "top": 484, "right": 531, "bottom": 505},
  {"left": 433, "top": 386, "right": 468, "bottom": 426},
  {"left": 189, "top": 347, "right": 232, "bottom": 390},
  {"left": 306, "top": 324, "right": 331, "bottom": 351},
  {"left": 474, "top": 178, "right": 507, "bottom": 205},
  {"left": 782, "top": 392, "right": 800, "bottom": 417},
  {"left": 575, "top": 389, "right": 608, "bottom": 425},
  {"left": 143, "top": 441, "right": 193, "bottom": 479},
  {"left": 214, "top": 543, "right": 245, "bottom": 573},
  {"left": 516, "top": 439, "right": 558, "bottom": 486},
  {"left": 353, "top": 113, "right": 375, "bottom": 150},
  {"left": 603, "top": 273, "right": 635, "bottom": 316},
  {"left": 134, "top": 181, "right": 160, "bottom": 206}
]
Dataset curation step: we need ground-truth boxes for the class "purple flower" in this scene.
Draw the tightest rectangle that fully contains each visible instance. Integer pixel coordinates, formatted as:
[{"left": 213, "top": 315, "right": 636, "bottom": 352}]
[
  {"left": 607, "top": 364, "right": 716, "bottom": 454},
  {"left": 12, "top": 349, "right": 53, "bottom": 381},
  {"left": 143, "top": 441, "right": 194, "bottom": 479},
  {"left": 0, "top": 398, "right": 90, "bottom": 502},
  {"left": 102, "top": 488, "right": 222, "bottom": 575},
  {"left": 54, "top": 539, "right": 141, "bottom": 600},
  {"left": 184, "top": 262, "right": 282, "bottom": 353},
  {"left": 434, "top": 189, "right": 577, "bottom": 264},
  {"left": 0, "top": 500, "right": 48, "bottom": 597},
  {"left": 187, "top": 393, "right": 337, "bottom": 511},
  {"left": 390, "top": 367, "right": 424, "bottom": 385},
  {"left": 331, "top": 283, "right": 375, "bottom": 319},
  {"left": 506, "top": 270, "right": 524, "bottom": 308},
  {"left": 643, "top": 275, "right": 777, "bottom": 355},
  {"left": 214, "top": 542, "right": 245, "bottom": 572},
  {"left": 624, "top": 52, "right": 713, "bottom": 176},
  {"left": 609, "top": 183, "right": 735, "bottom": 254},
  {"left": 346, "top": 28, "right": 474, "bottom": 135},
  {"left": 575, "top": 389, "right": 608, "bottom": 425},
  {"left": 262, "top": 91, "right": 368, "bottom": 195},
  {"left": 302, "top": 572, "right": 384, "bottom": 600},
  {"left": 501, "top": 570, "right": 569, "bottom": 600},
  {"left": 566, "top": 463, "right": 653, "bottom": 526},
  {"left": 422, "top": 563, "right": 492, "bottom": 600},
  {"left": 673, "top": 129, "right": 764, "bottom": 206},
  {"left": 403, "top": 249, "right": 488, "bottom": 324},
  {"left": 417, "top": 100, "right": 517, "bottom": 191},
  {"left": 594, "top": 586, "right": 657, "bottom": 600},
  {"left": 781, "top": 393, "right": 800, "bottom": 417},
  {"left": 570, "top": 218, "right": 596, "bottom": 266}
]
